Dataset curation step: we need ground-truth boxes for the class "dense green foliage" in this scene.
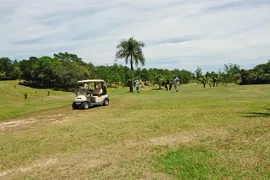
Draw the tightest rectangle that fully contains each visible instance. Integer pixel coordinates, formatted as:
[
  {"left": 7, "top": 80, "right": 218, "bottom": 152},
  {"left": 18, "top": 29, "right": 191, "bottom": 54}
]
[
  {"left": 0, "top": 53, "right": 95, "bottom": 89},
  {"left": 0, "top": 53, "right": 194, "bottom": 89},
  {"left": 0, "top": 52, "right": 269, "bottom": 89},
  {"left": 195, "top": 61, "right": 270, "bottom": 87}
]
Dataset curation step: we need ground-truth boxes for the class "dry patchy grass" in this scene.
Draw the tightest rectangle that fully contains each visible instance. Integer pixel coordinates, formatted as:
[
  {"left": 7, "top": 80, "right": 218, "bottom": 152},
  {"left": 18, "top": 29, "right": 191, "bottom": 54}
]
[{"left": 0, "top": 82, "right": 269, "bottom": 179}]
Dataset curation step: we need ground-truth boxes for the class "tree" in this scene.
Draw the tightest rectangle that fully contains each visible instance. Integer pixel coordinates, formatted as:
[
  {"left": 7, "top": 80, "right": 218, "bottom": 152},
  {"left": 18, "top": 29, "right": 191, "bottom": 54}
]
[
  {"left": 19, "top": 57, "right": 37, "bottom": 81},
  {"left": 140, "top": 68, "right": 149, "bottom": 84},
  {"left": 154, "top": 74, "right": 164, "bottom": 90},
  {"left": 86, "top": 62, "right": 97, "bottom": 79},
  {"left": 0, "top": 57, "right": 13, "bottom": 79},
  {"left": 134, "top": 67, "right": 141, "bottom": 82},
  {"left": 10, "top": 60, "right": 22, "bottom": 80},
  {"left": 205, "top": 71, "right": 219, "bottom": 87},
  {"left": 199, "top": 76, "right": 208, "bottom": 88},
  {"left": 148, "top": 68, "right": 158, "bottom": 85},
  {"left": 223, "top": 63, "right": 241, "bottom": 83},
  {"left": 53, "top": 52, "right": 83, "bottom": 64},
  {"left": 32, "top": 56, "right": 58, "bottom": 87},
  {"left": 233, "top": 73, "right": 242, "bottom": 84},
  {"left": 121, "top": 66, "right": 131, "bottom": 86},
  {"left": 95, "top": 65, "right": 110, "bottom": 83},
  {"left": 211, "top": 71, "right": 219, "bottom": 87},
  {"left": 115, "top": 37, "right": 145, "bottom": 92},
  {"left": 195, "top": 66, "right": 203, "bottom": 80}
]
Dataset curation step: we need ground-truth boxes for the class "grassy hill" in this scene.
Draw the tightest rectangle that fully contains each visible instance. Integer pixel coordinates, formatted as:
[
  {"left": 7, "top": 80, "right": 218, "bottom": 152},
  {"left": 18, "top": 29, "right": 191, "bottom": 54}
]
[
  {"left": 0, "top": 80, "right": 74, "bottom": 121},
  {"left": 0, "top": 82, "right": 269, "bottom": 179}
]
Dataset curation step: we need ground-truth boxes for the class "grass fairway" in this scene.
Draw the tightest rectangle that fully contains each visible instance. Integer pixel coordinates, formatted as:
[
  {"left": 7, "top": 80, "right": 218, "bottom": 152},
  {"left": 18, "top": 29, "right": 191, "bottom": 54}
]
[
  {"left": 0, "top": 81, "right": 74, "bottom": 121},
  {"left": 0, "top": 82, "right": 269, "bottom": 179}
]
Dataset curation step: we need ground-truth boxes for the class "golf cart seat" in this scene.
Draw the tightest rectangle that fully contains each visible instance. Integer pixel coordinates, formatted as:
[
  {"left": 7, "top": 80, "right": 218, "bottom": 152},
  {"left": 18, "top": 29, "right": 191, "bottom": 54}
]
[
  {"left": 89, "top": 88, "right": 103, "bottom": 103},
  {"left": 92, "top": 87, "right": 102, "bottom": 96},
  {"left": 90, "top": 96, "right": 104, "bottom": 103}
]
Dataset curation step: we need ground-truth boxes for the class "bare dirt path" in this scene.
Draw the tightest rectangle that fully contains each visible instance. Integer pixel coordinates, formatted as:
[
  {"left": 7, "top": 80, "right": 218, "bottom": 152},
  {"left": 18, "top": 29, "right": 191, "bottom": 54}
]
[{"left": 0, "top": 106, "right": 86, "bottom": 130}]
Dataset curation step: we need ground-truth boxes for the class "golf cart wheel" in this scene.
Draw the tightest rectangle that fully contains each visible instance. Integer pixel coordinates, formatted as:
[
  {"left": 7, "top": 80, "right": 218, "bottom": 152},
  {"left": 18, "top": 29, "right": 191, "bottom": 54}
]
[
  {"left": 103, "top": 98, "right": 109, "bottom": 106},
  {"left": 82, "top": 102, "right": 90, "bottom": 109},
  {"left": 72, "top": 103, "right": 77, "bottom": 109}
]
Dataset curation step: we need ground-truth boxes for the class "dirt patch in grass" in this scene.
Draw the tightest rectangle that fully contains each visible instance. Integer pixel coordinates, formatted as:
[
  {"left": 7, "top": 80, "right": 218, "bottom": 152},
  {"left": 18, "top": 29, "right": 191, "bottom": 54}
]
[
  {"left": 149, "top": 133, "right": 195, "bottom": 146},
  {"left": 0, "top": 113, "right": 66, "bottom": 130},
  {"left": 0, "top": 119, "right": 35, "bottom": 129},
  {"left": 127, "top": 128, "right": 229, "bottom": 148},
  {"left": 0, "top": 158, "right": 58, "bottom": 177},
  {"left": 0, "top": 154, "right": 109, "bottom": 179}
]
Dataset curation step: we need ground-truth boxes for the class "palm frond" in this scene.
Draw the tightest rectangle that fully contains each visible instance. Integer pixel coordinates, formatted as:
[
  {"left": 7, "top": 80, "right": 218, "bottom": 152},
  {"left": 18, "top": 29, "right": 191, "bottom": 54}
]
[
  {"left": 138, "top": 41, "right": 145, "bottom": 47},
  {"left": 115, "top": 37, "right": 146, "bottom": 67},
  {"left": 125, "top": 55, "right": 130, "bottom": 64}
]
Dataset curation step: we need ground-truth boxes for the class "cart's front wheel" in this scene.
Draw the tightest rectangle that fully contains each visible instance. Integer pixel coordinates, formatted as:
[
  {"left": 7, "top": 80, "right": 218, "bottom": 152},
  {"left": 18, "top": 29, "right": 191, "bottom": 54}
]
[
  {"left": 82, "top": 102, "right": 90, "bottom": 109},
  {"left": 72, "top": 103, "right": 77, "bottom": 109}
]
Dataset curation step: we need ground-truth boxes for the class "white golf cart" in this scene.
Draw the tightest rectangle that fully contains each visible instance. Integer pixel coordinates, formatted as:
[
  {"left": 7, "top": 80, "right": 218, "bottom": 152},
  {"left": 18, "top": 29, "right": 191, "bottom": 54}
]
[{"left": 72, "top": 79, "right": 109, "bottom": 109}]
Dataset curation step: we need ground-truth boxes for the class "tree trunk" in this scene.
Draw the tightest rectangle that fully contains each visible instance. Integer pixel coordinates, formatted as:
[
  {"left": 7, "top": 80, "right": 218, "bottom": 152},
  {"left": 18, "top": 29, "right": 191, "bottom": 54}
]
[
  {"left": 203, "top": 83, "right": 206, "bottom": 88},
  {"left": 130, "top": 57, "right": 134, "bottom": 92}
]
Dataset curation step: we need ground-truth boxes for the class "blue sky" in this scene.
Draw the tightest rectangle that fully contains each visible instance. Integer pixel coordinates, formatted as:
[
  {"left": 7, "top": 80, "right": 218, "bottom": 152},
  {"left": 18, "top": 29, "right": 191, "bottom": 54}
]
[{"left": 0, "top": 0, "right": 270, "bottom": 72}]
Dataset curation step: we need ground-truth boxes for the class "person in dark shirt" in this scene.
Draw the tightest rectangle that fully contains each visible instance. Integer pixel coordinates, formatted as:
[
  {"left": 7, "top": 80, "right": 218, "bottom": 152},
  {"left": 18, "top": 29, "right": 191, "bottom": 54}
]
[{"left": 101, "top": 82, "right": 107, "bottom": 95}]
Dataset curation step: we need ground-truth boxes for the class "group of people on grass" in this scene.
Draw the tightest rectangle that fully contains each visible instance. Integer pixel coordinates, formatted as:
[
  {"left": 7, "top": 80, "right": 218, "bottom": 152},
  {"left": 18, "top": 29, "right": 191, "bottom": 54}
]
[
  {"left": 164, "top": 76, "right": 180, "bottom": 92},
  {"left": 135, "top": 76, "right": 179, "bottom": 93}
]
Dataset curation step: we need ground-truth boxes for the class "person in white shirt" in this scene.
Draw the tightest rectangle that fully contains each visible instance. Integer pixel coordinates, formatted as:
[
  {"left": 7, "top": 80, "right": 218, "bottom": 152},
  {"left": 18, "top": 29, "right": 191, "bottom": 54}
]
[
  {"left": 135, "top": 80, "right": 140, "bottom": 93},
  {"left": 93, "top": 85, "right": 103, "bottom": 96},
  {"left": 174, "top": 76, "right": 179, "bottom": 92}
]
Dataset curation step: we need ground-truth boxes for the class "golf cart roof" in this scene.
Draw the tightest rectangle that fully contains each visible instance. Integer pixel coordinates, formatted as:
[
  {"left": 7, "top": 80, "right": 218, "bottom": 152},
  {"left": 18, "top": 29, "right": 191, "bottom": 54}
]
[{"left": 78, "top": 79, "right": 105, "bottom": 83}]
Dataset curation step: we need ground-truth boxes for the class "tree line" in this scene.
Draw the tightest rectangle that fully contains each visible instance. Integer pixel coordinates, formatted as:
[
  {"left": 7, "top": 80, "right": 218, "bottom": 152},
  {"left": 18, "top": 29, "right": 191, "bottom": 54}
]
[
  {"left": 0, "top": 52, "right": 193, "bottom": 89},
  {"left": 194, "top": 61, "right": 270, "bottom": 88},
  {"left": 0, "top": 53, "right": 269, "bottom": 89}
]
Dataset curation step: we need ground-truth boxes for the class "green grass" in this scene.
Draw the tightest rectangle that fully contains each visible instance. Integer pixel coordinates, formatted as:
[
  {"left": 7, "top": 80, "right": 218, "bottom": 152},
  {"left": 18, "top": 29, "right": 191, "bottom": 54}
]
[
  {"left": 154, "top": 144, "right": 269, "bottom": 180},
  {"left": 154, "top": 147, "right": 218, "bottom": 179},
  {"left": 0, "top": 80, "right": 73, "bottom": 121},
  {"left": 0, "top": 81, "right": 269, "bottom": 179}
]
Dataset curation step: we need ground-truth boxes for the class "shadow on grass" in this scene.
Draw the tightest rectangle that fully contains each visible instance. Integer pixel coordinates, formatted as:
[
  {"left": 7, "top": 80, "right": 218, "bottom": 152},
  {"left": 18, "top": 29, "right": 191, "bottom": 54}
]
[
  {"left": 72, "top": 105, "right": 103, "bottom": 110},
  {"left": 152, "top": 88, "right": 163, "bottom": 90},
  {"left": 243, "top": 108, "right": 270, "bottom": 117}
]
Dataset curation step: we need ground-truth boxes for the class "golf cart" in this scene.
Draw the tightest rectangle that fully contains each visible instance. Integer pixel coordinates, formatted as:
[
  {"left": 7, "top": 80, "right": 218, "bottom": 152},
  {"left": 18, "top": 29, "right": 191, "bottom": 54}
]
[{"left": 72, "top": 79, "right": 109, "bottom": 109}]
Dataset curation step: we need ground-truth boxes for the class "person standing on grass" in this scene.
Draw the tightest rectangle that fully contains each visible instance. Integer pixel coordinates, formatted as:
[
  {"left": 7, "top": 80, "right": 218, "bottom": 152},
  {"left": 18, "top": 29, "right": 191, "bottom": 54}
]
[
  {"left": 174, "top": 76, "right": 179, "bottom": 92},
  {"left": 135, "top": 80, "right": 140, "bottom": 93}
]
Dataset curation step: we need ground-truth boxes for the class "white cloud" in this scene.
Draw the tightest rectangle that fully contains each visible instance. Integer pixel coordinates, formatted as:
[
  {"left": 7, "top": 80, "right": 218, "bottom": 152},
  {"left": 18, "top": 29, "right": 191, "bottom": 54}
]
[{"left": 0, "top": 0, "right": 269, "bottom": 71}]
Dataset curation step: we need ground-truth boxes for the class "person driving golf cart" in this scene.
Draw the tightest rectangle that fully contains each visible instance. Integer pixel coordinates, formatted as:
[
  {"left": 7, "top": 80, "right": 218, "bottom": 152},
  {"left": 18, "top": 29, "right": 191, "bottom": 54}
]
[
  {"left": 72, "top": 79, "right": 109, "bottom": 109},
  {"left": 92, "top": 85, "right": 103, "bottom": 96},
  {"left": 101, "top": 82, "right": 107, "bottom": 95}
]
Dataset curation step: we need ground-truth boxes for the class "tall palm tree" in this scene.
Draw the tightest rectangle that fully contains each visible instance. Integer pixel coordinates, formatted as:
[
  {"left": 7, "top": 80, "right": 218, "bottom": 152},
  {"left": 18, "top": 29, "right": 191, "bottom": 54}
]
[{"left": 115, "top": 37, "right": 145, "bottom": 92}]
